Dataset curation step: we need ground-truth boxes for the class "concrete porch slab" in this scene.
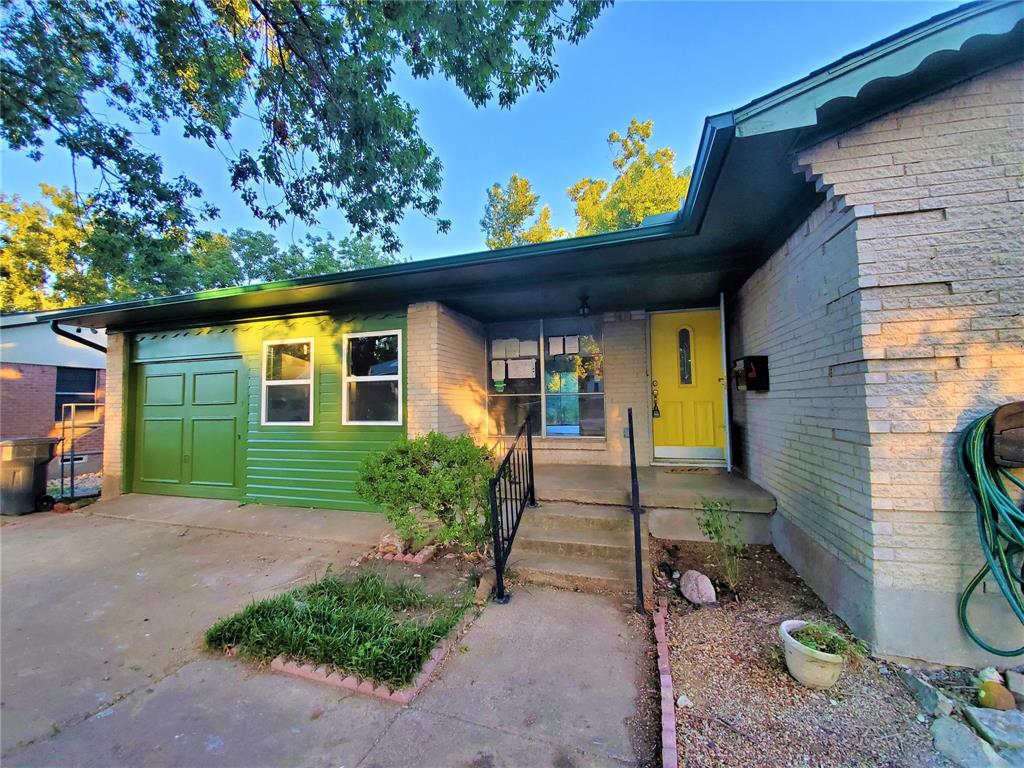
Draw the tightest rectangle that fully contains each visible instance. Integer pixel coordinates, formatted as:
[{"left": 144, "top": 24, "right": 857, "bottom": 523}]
[
  {"left": 86, "top": 493, "right": 392, "bottom": 548},
  {"left": 534, "top": 464, "right": 776, "bottom": 513}
]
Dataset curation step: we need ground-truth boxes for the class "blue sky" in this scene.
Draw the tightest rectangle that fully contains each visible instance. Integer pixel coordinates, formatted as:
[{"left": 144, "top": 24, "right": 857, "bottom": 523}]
[{"left": 1, "top": 1, "right": 958, "bottom": 261}]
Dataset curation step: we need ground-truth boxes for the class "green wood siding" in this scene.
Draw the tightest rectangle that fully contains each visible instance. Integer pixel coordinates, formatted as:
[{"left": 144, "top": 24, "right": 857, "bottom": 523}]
[{"left": 130, "top": 312, "right": 407, "bottom": 511}]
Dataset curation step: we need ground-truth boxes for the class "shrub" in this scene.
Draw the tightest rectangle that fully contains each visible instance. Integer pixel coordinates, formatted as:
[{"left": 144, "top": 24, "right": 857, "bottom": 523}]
[
  {"left": 792, "top": 621, "right": 868, "bottom": 663},
  {"left": 356, "top": 432, "right": 494, "bottom": 552},
  {"left": 696, "top": 497, "right": 744, "bottom": 594}
]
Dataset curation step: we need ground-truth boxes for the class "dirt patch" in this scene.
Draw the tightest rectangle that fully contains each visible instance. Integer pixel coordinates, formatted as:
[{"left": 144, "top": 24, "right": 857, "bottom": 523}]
[{"left": 655, "top": 540, "right": 949, "bottom": 768}]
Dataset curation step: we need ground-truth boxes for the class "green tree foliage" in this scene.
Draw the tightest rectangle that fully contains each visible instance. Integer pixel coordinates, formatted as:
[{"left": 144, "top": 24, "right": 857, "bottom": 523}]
[
  {"left": 0, "top": 186, "right": 400, "bottom": 312},
  {"left": 481, "top": 119, "right": 691, "bottom": 248},
  {"left": 2, "top": 0, "right": 608, "bottom": 253},
  {"left": 480, "top": 174, "right": 567, "bottom": 249},
  {"left": 570, "top": 119, "right": 691, "bottom": 235}
]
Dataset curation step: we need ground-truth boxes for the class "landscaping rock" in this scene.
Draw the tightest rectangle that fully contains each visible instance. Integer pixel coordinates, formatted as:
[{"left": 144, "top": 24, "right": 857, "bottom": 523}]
[
  {"left": 931, "top": 716, "right": 1010, "bottom": 768},
  {"left": 474, "top": 571, "right": 496, "bottom": 605},
  {"left": 679, "top": 570, "right": 716, "bottom": 605},
  {"left": 1000, "top": 748, "right": 1024, "bottom": 768},
  {"left": 378, "top": 532, "right": 405, "bottom": 555},
  {"left": 899, "top": 668, "right": 955, "bottom": 717},
  {"left": 981, "top": 668, "right": 1006, "bottom": 685},
  {"left": 965, "top": 706, "right": 1024, "bottom": 749},
  {"left": 980, "top": 682, "right": 1018, "bottom": 711},
  {"left": 1005, "top": 671, "right": 1024, "bottom": 706}
]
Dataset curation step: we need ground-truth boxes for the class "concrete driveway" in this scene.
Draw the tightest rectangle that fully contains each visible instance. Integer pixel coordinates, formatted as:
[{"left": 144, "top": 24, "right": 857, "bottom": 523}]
[{"left": 2, "top": 496, "right": 647, "bottom": 767}]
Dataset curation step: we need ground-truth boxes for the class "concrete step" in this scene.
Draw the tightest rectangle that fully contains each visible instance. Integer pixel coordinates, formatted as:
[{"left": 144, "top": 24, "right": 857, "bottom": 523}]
[
  {"left": 535, "top": 481, "right": 629, "bottom": 507},
  {"left": 515, "top": 523, "right": 639, "bottom": 560},
  {"left": 521, "top": 502, "right": 634, "bottom": 532},
  {"left": 506, "top": 550, "right": 642, "bottom": 594}
]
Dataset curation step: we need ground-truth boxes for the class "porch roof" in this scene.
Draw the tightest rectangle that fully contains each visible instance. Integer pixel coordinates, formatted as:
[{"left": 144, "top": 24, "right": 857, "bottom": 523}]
[{"left": 49, "top": 1, "right": 1022, "bottom": 332}]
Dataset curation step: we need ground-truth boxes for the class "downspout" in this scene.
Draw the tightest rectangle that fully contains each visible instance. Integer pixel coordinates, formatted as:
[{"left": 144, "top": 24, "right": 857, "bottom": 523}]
[{"left": 50, "top": 320, "right": 107, "bottom": 353}]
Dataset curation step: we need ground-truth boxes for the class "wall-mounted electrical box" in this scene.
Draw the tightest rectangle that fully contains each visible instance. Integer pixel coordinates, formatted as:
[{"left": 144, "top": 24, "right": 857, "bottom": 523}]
[{"left": 733, "top": 356, "right": 769, "bottom": 392}]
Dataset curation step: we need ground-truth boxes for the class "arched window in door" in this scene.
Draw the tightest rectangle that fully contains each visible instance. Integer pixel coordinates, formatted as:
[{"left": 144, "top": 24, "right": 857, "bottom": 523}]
[{"left": 678, "top": 328, "right": 693, "bottom": 385}]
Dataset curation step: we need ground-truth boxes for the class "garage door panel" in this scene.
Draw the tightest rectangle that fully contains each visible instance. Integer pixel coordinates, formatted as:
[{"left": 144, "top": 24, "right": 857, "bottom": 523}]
[
  {"left": 145, "top": 374, "right": 185, "bottom": 406},
  {"left": 193, "top": 371, "right": 237, "bottom": 405},
  {"left": 139, "top": 418, "right": 183, "bottom": 483},
  {"left": 190, "top": 418, "right": 236, "bottom": 486}
]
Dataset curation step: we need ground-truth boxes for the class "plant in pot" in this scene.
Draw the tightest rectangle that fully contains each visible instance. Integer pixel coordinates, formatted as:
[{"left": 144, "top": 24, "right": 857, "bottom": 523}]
[{"left": 778, "top": 620, "right": 867, "bottom": 690}]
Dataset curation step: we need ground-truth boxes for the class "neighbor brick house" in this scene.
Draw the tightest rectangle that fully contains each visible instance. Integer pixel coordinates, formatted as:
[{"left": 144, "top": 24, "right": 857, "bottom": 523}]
[
  {"left": 0, "top": 311, "right": 107, "bottom": 478},
  {"left": 52, "top": 2, "right": 1023, "bottom": 665}
]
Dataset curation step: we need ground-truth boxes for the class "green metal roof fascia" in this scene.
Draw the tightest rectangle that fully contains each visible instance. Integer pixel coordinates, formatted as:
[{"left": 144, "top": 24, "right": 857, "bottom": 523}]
[
  {"left": 732, "top": 0, "right": 1023, "bottom": 137},
  {"left": 45, "top": 217, "right": 686, "bottom": 324},
  {"left": 676, "top": 113, "right": 735, "bottom": 234}
]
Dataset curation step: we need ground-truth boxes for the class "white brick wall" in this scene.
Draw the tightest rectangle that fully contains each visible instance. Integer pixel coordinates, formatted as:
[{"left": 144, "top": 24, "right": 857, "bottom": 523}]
[
  {"left": 406, "top": 302, "right": 487, "bottom": 438},
  {"left": 407, "top": 304, "right": 651, "bottom": 466},
  {"left": 101, "top": 332, "right": 126, "bottom": 499},
  {"left": 734, "top": 61, "right": 1024, "bottom": 664},
  {"left": 729, "top": 200, "right": 878, "bottom": 630}
]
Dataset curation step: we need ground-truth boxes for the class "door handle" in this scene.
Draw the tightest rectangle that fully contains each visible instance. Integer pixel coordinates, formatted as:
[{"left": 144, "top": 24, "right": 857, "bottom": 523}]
[{"left": 651, "top": 380, "right": 661, "bottom": 418}]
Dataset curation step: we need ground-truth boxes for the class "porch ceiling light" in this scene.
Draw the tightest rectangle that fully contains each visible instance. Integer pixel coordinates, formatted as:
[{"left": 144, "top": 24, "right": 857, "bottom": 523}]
[{"left": 578, "top": 295, "right": 591, "bottom": 318}]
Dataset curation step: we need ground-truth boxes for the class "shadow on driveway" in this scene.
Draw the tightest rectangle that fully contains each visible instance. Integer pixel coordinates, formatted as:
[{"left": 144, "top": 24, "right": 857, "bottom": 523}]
[{"left": 3, "top": 503, "right": 646, "bottom": 767}]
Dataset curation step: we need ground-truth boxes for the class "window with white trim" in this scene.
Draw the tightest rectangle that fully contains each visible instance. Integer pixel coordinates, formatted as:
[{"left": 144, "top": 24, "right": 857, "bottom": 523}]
[
  {"left": 343, "top": 331, "right": 402, "bottom": 425},
  {"left": 262, "top": 339, "right": 314, "bottom": 425}
]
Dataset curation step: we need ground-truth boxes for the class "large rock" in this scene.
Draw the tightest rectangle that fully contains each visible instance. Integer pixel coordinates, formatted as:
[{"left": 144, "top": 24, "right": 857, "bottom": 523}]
[
  {"left": 932, "top": 716, "right": 1010, "bottom": 768},
  {"left": 966, "top": 706, "right": 1024, "bottom": 750},
  {"left": 1005, "top": 671, "right": 1024, "bottom": 708},
  {"left": 898, "top": 668, "right": 955, "bottom": 717},
  {"left": 980, "top": 682, "right": 1018, "bottom": 711},
  {"left": 679, "top": 570, "right": 716, "bottom": 605}
]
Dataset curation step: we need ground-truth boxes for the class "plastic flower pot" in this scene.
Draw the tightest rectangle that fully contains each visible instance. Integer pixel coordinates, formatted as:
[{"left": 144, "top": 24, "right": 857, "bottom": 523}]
[{"left": 779, "top": 619, "right": 844, "bottom": 690}]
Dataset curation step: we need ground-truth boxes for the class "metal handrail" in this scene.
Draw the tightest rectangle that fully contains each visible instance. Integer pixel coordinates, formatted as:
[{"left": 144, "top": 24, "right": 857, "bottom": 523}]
[
  {"left": 627, "top": 407, "right": 645, "bottom": 614},
  {"left": 59, "top": 402, "right": 104, "bottom": 500},
  {"left": 488, "top": 416, "right": 536, "bottom": 603}
]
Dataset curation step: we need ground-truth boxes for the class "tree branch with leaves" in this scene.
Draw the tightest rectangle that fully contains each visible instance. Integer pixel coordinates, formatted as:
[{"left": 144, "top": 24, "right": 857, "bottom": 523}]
[{"left": 2, "top": 0, "right": 609, "bottom": 253}]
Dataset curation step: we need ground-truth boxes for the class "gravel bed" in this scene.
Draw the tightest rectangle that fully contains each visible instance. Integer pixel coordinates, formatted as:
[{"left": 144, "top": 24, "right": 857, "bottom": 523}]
[
  {"left": 47, "top": 471, "right": 102, "bottom": 499},
  {"left": 657, "top": 540, "right": 950, "bottom": 768}
]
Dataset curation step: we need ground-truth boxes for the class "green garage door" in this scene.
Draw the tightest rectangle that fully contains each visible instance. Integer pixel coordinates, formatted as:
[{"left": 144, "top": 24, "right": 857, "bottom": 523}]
[{"left": 132, "top": 358, "right": 246, "bottom": 500}]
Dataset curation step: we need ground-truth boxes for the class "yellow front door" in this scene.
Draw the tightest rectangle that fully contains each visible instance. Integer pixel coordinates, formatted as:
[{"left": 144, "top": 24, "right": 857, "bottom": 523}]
[{"left": 650, "top": 309, "right": 727, "bottom": 463}]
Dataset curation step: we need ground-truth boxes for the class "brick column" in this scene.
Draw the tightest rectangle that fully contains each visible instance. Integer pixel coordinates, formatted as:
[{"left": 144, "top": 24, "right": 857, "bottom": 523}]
[{"left": 101, "top": 332, "right": 127, "bottom": 499}]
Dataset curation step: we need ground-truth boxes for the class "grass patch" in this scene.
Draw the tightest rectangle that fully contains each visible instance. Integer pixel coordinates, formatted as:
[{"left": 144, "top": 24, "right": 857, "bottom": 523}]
[{"left": 205, "top": 571, "right": 471, "bottom": 688}]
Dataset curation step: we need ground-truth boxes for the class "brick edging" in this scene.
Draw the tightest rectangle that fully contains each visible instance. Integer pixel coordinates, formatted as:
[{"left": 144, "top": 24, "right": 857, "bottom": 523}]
[
  {"left": 654, "top": 596, "right": 678, "bottom": 768},
  {"left": 238, "top": 606, "right": 477, "bottom": 706},
  {"left": 356, "top": 544, "right": 436, "bottom": 566}
]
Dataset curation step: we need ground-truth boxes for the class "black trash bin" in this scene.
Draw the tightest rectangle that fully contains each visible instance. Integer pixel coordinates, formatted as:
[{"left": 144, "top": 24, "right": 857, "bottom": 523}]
[{"left": 1, "top": 437, "right": 60, "bottom": 515}]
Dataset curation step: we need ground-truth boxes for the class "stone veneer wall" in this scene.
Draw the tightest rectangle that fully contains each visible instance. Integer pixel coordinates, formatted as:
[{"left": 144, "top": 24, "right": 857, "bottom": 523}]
[{"left": 732, "top": 61, "right": 1024, "bottom": 665}]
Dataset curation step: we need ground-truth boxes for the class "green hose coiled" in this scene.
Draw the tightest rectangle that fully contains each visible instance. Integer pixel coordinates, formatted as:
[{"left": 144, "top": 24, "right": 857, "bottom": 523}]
[{"left": 956, "top": 411, "right": 1024, "bottom": 657}]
